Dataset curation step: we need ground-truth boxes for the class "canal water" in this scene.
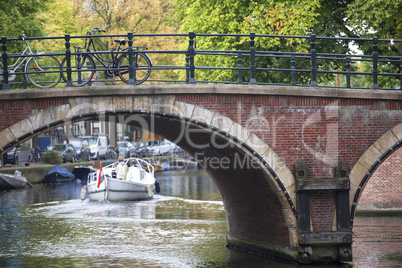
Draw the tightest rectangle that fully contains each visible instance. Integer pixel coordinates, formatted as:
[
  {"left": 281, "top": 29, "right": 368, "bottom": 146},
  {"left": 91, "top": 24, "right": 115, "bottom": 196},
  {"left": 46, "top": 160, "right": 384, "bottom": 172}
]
[{"left": 0, "top": 169, "right": 401, "bottom": 267}]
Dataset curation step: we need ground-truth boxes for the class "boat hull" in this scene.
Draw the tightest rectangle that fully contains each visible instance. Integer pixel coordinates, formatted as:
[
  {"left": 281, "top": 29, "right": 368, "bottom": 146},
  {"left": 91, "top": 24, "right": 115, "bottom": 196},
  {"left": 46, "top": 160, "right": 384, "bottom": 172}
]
[
  {"left": 87, "top": 178, "right": 154, "bottom": 201},
  {"left": 44, "top": 173, "right": 74, "bottom": 183},
  {"left": 0, "top": 173, "right": 28, "bottom": 189}
]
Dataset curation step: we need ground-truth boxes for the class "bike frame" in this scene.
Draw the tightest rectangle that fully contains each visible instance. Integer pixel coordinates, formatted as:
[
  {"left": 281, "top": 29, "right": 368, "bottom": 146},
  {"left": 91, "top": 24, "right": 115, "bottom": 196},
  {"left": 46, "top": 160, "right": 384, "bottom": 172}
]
[
  {"left": 80, "top": 30, "right": 123, "bottom": 72},
  {"left": 79, "top": 28, "right": 150, "bottom": 73},
  {"left": 1, "top": 36, "right": 41, "bottom": 79}
]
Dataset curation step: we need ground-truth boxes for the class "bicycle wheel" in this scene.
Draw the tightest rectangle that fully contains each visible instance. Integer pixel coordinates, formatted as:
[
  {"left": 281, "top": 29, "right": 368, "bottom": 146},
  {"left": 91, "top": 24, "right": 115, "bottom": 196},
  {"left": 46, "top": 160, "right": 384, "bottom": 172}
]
[
  {"left": 61, "top": 54, "right": 95, "bottom": 87},
  {"left": 26, "top": 55, "right": 61, "bottom": 88},
  {"left": 118, "top": 52, "right": 151, "bottom": 84}
]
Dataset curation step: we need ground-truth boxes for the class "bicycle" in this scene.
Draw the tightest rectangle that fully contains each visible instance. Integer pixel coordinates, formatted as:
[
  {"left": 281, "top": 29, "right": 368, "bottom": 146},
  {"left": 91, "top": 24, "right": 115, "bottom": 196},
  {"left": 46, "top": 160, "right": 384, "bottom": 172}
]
[
  {"left": 60, "top": 28, "right": 152, "bottom": 87},
  {"left": 0, "top": 34, "right": 61, "bottom": 88}
]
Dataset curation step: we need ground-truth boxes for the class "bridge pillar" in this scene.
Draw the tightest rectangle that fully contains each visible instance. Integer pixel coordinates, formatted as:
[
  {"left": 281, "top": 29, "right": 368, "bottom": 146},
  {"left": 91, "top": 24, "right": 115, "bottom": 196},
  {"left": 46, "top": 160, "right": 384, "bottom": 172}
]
[{"left": 295, "top": 161, "right": 352, "bottom": 263}]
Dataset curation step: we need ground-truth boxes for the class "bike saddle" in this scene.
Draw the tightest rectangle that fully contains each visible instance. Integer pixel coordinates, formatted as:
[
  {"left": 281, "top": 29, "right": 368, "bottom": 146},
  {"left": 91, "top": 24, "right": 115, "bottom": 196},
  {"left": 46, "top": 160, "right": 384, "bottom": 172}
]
[{"left": 114, "top": 39, "right": 126, "bottom": 46}]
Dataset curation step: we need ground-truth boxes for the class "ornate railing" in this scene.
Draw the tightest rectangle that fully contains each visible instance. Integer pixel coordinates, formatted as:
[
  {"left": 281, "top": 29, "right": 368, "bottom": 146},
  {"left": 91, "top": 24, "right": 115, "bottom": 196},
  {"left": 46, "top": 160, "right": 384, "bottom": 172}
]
[{"left": 1, "top": 32, "right": 401, "bottom": 90}]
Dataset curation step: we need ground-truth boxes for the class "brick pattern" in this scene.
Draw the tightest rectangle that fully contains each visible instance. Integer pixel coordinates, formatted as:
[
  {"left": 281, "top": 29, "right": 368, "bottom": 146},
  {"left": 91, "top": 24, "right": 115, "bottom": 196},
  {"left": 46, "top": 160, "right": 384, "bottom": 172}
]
[
  {"left": 177, "top": 95, "right": 402, "bottom": 179},
  {"left": 0, "top": 98, "right": 68, "bottom": 130},
  {"left": 177, "top": 94, "right": 401, "bottom": 229},
  {"left": 309, "top": 191, "right": 336, "bottom": 231},
  {"left": 358, "top": 147, "right": 402, "bottom": 209}
]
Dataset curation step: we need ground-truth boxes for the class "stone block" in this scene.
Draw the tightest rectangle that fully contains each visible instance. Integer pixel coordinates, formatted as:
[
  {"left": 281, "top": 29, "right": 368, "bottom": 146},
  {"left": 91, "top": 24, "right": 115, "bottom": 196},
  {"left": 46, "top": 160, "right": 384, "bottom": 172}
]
[
  {"left": 172, "top": 101, "right": 195, "bottom": 119},
  {"left": 335, "top": 161, "right": 349, "bottom": 177},
  {"left": 355, "top": 145, "right": 382, "bottom": 169},
  {"left": 245, "top": 133, "right": 270, "bottom": 155},
  {"left": 372, "top": 129, "right": 400, "bottom": 153},
  {"left": 391, "top": 123, "right": 402, "bottom": 141},
  {"left": 192, "top": 105, "right": 215, "bottom": 125},
  {"left": 50, "top": 104, "right": 71, "bottom": 122},
  {"left": 0, "top": 128, "right": 15, "bottom": 149},
  {"left": 295, "top": 161, "right": 308, "bottom": 179},
  {"left": 8, "top": 118, "right": 34, "bottom": 142},
  {"left": 228, "top": 121, "right": 251, "bottom": 143},
  {"left": 95, "top": 96, "right": 114, "bottom": 112},
  {"left": 349, "top": 161, "right": 369, "bottom": 189},
  {"left": 68, "top": 97, "right": 95, "bottom": 117},
  {"left": 113, "top": 96, "right": 133, "bottom": 111},
  {"left": 148, "top": 96, "right": 175, "bottom": 114},
  {"left": 210, "top": 113, "right": 233, "bottom": 133},
  {"left": 29, "top": 109, "right": 53, "bottom": 130}
]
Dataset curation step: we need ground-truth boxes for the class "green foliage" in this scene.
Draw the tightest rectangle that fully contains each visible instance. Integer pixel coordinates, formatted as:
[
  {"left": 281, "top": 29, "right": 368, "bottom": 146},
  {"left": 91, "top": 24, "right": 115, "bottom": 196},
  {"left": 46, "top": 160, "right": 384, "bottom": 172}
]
[
  {"left": 0, "top": 0, "right": 50, "bottom": 42},
  {"left": 169, "top": 0, "right": 402, "bottom": 86},
  {"left": 42, "top": 150, "right": 63, "bottom": 165}
]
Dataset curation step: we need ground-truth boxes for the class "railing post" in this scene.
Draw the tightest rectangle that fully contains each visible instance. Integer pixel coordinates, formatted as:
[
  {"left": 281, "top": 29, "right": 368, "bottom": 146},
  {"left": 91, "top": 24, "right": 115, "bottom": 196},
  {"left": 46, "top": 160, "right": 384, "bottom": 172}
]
[
  {"left": 127, "top": 32, "right": 135, "bottom": 84},
  {"left": 399, "top": 59, "right": 402, "bottom": 90},
  {"left": 346, "top": 56, "right": 351, "bottom": 88},
  {"left": 238, "top": 52, "right": 243, "bottom": 84},
  {"left": 22, "top": 61, "right": 27, "bottom": 89},
  {"left": 1, "top": 36, "right": 10, "bottom": 90},
  {"left": 187, "top": 31, "right": 196, "bottom": 84},
  {"left": 291, "top": 54, "right": 296, "bottom": 86},
  {"left": 371, "top": 36, "right": 379, "bottom": 89},
  {"left": 310, "top": 34, "right": 318, "bottom": 86},
  {"left": 249, "top": 32, "right": 257, "bottom": 84},
  {"left": 185, "top": 52, "right": 190, "bottom": 84},
  {"left": 64, "top": 34, "right": 73, "bottom": 87}
]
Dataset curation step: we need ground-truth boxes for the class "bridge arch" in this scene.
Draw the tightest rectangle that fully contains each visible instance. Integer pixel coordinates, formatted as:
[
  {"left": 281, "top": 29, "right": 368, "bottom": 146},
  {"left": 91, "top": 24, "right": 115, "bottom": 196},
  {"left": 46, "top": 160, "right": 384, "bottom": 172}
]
[
  {"left": 349, "top": 123, "right": 402, "bottom": 225},
  {"left": 0, "top": 96, "right": 301, "bottom": 260}
]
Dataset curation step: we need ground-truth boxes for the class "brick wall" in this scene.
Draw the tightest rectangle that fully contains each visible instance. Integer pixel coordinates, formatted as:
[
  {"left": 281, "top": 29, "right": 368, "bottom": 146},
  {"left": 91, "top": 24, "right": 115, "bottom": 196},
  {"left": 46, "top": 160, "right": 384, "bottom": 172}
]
[
  {"left": 177, "top": 95, "right": 401, "bottom": 179},
  {"left": 0, "top": 98, "right": 68, "bottom": 130},
  {"left": 309, "top": 191, "right": 336, "bottom": 231},
  {"left": 358, "top": 147, "right": 402, "bottom": 210}
]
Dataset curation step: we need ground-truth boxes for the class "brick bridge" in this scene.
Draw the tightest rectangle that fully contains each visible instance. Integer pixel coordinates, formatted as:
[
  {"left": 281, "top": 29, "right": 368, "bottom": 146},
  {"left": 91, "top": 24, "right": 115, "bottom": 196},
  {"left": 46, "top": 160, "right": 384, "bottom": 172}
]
[{"left": 0, "top": 84, "right": 401, "bottom": 264}]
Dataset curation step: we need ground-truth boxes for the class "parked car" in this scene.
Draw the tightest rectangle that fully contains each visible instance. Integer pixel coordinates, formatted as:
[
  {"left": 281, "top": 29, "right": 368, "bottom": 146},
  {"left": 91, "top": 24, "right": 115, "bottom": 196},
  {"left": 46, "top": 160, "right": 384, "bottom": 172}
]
[
  {"left": 44, "top": 144, "right": 76, "bottom": 163},
  {"left": 3, "top": 143, "right": 33, "bottom": 166},
  {"left": 127, "top": 142, "right": 150, "bottom": 158},
  {"left": 116, "top": 141, "right": 135, "bottom": 158},
  {"left": 68, "top": 140, "right": 91, "bottom": 161},
  {"left": 77, "top": 135, "right": 108, "bottom": 160},
  {"left": 145, "top": 139, "right": 179, "bottom": 156}
]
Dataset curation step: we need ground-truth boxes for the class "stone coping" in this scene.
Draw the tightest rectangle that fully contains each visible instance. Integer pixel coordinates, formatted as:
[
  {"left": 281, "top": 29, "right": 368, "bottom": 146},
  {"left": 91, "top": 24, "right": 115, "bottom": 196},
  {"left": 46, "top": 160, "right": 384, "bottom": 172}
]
[{"left": 1, "top": 84, "right": 401, "bottom": 101}]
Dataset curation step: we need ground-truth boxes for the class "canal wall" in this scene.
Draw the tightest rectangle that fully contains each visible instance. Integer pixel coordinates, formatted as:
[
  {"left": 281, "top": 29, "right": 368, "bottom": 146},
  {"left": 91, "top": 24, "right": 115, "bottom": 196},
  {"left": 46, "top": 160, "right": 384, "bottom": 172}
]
[
  {"left": 0, "top": 154, "right": 189, "bottom": 184},
  {"left": 0, "top": 162, "right": 95, "bottom": 183}
]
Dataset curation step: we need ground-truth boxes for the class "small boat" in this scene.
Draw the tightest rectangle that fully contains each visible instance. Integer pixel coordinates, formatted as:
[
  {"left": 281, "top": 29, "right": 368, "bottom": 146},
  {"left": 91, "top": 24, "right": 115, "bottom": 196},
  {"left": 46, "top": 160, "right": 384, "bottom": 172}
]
[
  {"left": 44, "top": 164, "right": 75, "bottom": 183},
  {"left": 72, "top": 166, "right": 97, "bottom": 184},
  {"left": 143, "top": 158, "right": 166, "bottom": 172},
  {"left": 83, "top": 157, "right": 159, "bottom": 201},
  {"left": 0, "top": 170, "right": 33, "bottom": 189}
]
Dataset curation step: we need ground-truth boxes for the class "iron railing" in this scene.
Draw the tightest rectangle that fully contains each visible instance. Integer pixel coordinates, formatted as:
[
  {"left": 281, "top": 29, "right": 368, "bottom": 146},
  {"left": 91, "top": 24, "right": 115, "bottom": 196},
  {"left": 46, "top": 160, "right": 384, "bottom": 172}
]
[{"left": 1, "top": 32, "right": 401, "bottom": 90}]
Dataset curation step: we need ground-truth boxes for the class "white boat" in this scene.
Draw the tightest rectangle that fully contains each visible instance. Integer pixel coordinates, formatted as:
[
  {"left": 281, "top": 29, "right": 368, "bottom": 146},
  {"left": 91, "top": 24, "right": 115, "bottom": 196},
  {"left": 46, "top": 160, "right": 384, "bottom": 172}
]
[
  {"left": 83, "top": 157, "right": 159, "bottom": 201},
  {"left": 0, "top": 170, "right": 33, "bottom": 189}
]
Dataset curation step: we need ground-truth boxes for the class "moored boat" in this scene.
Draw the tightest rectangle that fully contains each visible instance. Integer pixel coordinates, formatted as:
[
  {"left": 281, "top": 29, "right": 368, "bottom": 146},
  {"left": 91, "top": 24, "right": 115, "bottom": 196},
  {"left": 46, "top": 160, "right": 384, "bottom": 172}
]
[
  {"left": 83, "top": 157, "right": 159, "bottom": 201},
  {"left": 0, "top": 170, "right": 33, "bottom": 189},
  {"left": 72, "top": 166, "right": 97, "bottom": 184},
  {"left": 44, "top": 164, "right": 75, "bottom": 183}
]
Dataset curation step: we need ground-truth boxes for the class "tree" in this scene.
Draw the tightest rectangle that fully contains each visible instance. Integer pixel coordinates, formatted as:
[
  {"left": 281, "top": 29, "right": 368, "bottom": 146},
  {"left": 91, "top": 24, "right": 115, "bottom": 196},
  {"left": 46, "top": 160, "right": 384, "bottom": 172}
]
[
  {"left": 0, "top": 0, "right": 50, "bottom": 49},
  {"left": 39, "top": 0, "right": 182, "bottom": 83},
  {"left": 170, "top": 0, "right": 402, "bottom": 87},
  {"left": 347, "top": 0, "right": 402, "bottom": 89}
]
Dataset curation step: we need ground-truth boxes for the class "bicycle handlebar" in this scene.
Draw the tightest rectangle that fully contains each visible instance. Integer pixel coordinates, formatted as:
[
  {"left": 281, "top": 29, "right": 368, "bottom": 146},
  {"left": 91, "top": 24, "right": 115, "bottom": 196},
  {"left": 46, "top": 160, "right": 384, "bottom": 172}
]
[
  {"left": 18, "top": 34, "right": 26, "bottom": 41},
  {"left": 91, "top": 27, "right": 106, "bottom": 33}
]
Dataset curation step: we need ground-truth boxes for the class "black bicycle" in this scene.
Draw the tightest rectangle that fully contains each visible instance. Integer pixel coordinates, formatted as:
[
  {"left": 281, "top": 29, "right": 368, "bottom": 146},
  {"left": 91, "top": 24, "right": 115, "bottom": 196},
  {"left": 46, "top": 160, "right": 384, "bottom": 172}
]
[{"left": 61, "top": 28, "right": 152, "bottom": 87}]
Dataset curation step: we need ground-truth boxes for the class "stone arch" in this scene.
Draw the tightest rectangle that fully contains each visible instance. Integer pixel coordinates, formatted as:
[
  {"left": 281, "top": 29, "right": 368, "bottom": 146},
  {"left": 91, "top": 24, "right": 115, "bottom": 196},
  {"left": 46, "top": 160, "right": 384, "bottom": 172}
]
[
  {"left": 0, "top": 95, "right": 300, "bottom": 258},
  {"left": 349, "top": 123, "right": 402, "bottom": 225}
]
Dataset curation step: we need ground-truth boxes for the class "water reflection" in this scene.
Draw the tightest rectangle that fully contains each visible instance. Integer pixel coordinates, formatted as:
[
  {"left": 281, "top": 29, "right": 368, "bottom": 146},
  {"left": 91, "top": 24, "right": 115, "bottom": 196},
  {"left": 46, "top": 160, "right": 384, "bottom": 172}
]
[{"left": 0, "top": 170, "right": 401, "bottom": 267}]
